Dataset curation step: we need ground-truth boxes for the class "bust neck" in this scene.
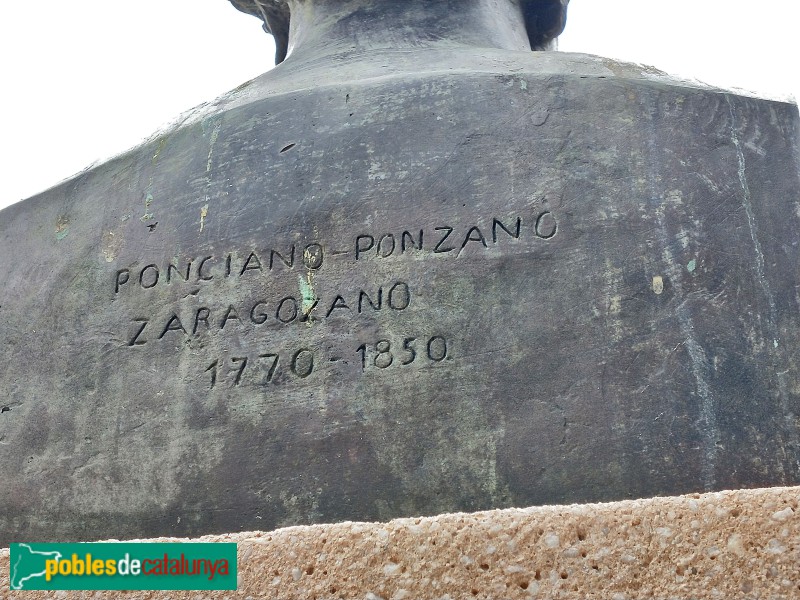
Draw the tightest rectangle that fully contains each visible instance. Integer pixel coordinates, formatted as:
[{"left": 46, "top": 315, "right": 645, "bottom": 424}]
[{"left": 283, "top": 0, "right": 531, "bottom": 62}]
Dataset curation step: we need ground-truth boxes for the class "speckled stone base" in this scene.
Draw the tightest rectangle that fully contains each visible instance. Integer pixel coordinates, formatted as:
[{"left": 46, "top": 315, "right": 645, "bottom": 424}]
[{"left": 3, "top": 486, "right": 799, "bottom": 599}]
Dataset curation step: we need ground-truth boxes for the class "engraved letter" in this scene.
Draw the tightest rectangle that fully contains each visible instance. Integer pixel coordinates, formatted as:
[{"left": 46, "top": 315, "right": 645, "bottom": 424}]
[
  {"left": 433, "top": 227, "right": 455, "bottom": 253},
  {"left": 197, "top": 256, "right": 214, "bottom": 281},
  {"left": 388, "top": 282, "right": 411, "bottom": 310},
  {"left": 300, "top": 299, "right": 319, "bottom": 323},
  {"left": 358, "top": 289, "right": 383, "bottom": 313},
  {"left": 159, "top": 314, "right": 188, "bottom": 339},
  {"left": 139, "top": 265, "right": 160, "bottom": 289},
  {"left": 193, "top": 307, "right": 211, "bottom": 334},
  {"left": 167, "top": 260, "right": 192, "bottom": 283},
  {"left": 492, "top": 217, "right": 522, "bottom": 243},
  {"left": 115, "top": 269, "right": 130, "bottom": 293},
  {"left": 303, "top": 243, "right": 324, "bottom": 270},
  {"left": 276, "top": 297, "right": 299, "bottom": 323},
  {"left": 459, "top": 226, "right": 488, "bottom": 255},
  {"left": 377, "top": 234, "right": 396, "bottom": 258},
  {"left": 326, "top": 295, "right": 351, "bottom": 317},
  {"left": 250, "top": 300, "right": 269, "bottom": 325},
  {"left": 270, "top": 246, "right": 295, "bottom": 270},
  {"left": 355, "top": 235, "right": 375, "bottom": 260},
  {"left": 535, "top": 211, "right": 558, "bottom": 239},
  {"left": 220, "top": 306, "right": 241, "bottom": 330},
  {"left": 127, "top": 318, "right": 149, "bottom": 346},
  {"left": 401, "top": 230, "right": 423, "bottom": 253},
  {"left": 240, "top": 252, "right": 263, "bottom": 275}
]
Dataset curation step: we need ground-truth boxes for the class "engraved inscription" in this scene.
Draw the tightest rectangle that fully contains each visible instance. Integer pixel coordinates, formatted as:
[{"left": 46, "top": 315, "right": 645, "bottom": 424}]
[
  {"left": 356, "top": 336, "right": 450, "bottom": 372},
  {"left": 206, "top": 348, "right": 316, "bottom": 389},
  {"left": 112, "top": 212, "right": 558, "bottom": 295},
  {"left": 111, "top": 208, "right": 558, "bottom": 391},
  {"left": 113, "top": 242, "right": 325, "bottom": 295},
  {"left": 124, "top": 282, "right": 412, "bottom": 346}
]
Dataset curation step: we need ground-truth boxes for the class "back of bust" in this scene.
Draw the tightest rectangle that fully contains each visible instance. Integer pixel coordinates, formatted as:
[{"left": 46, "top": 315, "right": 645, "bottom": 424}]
[{"left": 1, "top": 0, "right": 799, "bottom": 545}]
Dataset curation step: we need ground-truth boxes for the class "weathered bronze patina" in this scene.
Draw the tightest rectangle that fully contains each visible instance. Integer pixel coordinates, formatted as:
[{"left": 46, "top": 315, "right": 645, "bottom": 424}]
[{"left": 1, "top": 0, "right": 799, "bottom": 545}]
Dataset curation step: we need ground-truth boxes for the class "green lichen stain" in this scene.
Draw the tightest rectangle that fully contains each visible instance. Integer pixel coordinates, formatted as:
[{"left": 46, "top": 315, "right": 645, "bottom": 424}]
[
  {"left": 687, "top": 259, "right": 697, "bottom": 273},
  {"left": 141, "top": 192, "right": 155, "bottom": 222},
  {"left": 152, "top": 137, "right": 167, "bottom": 165},
  {"left": 299, "top": 274, "right": 317, "bottom": 323},
  {"left": 199, "top": 204, "right": 209, "bottom": 232},
  {"left": 203, "top": 118, "right": 223, "bottom": 174},
  {"left": 55, "top": 216, "right": 69, "bottom": 241},
  {"left": 202, "top": 116, "right": 219, "bottom": 136},
  {"left": 141, "top": 138, "right": 166, "bottom": 222}
]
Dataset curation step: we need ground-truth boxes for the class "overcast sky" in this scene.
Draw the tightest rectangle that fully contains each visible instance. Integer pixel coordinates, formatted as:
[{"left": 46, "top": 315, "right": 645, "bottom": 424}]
[{"left": 1, "top": 0, "right": 798, "bottom": 212}]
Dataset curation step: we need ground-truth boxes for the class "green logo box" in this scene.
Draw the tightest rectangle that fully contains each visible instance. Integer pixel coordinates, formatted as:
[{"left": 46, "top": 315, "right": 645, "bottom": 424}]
[{"left": 9, "top": 542, "right": 237, "bottom": 591}]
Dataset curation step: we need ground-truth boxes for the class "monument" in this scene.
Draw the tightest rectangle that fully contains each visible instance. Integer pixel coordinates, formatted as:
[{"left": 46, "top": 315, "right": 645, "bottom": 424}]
[{"left": 1, "top": 0, "right": 799, "bottom": 546}]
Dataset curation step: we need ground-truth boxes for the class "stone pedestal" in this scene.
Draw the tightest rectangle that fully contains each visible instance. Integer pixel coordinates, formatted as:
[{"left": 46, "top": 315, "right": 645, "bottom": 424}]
[{"left": 3, "top": 486, "right": 799, "bottom": 598}]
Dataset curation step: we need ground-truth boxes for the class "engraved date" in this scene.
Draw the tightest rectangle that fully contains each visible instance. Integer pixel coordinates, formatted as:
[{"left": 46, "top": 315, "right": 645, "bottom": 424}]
[
  {"left": 205, "top": 348, "right": 315, "bottom": 389},
  {"left": 356, "top": 336, "right": 449, "bottom": 372}
]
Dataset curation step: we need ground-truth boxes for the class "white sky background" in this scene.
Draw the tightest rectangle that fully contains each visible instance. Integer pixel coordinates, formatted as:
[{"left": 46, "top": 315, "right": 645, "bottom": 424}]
[{"left": 0, "top": 0, "right": 798, "bottom": 212}]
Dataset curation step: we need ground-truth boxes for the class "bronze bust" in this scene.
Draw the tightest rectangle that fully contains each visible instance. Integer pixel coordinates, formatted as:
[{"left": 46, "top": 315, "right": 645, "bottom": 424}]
[{"left": 230, "top": 0, "right": 570, "bottom": 62}]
